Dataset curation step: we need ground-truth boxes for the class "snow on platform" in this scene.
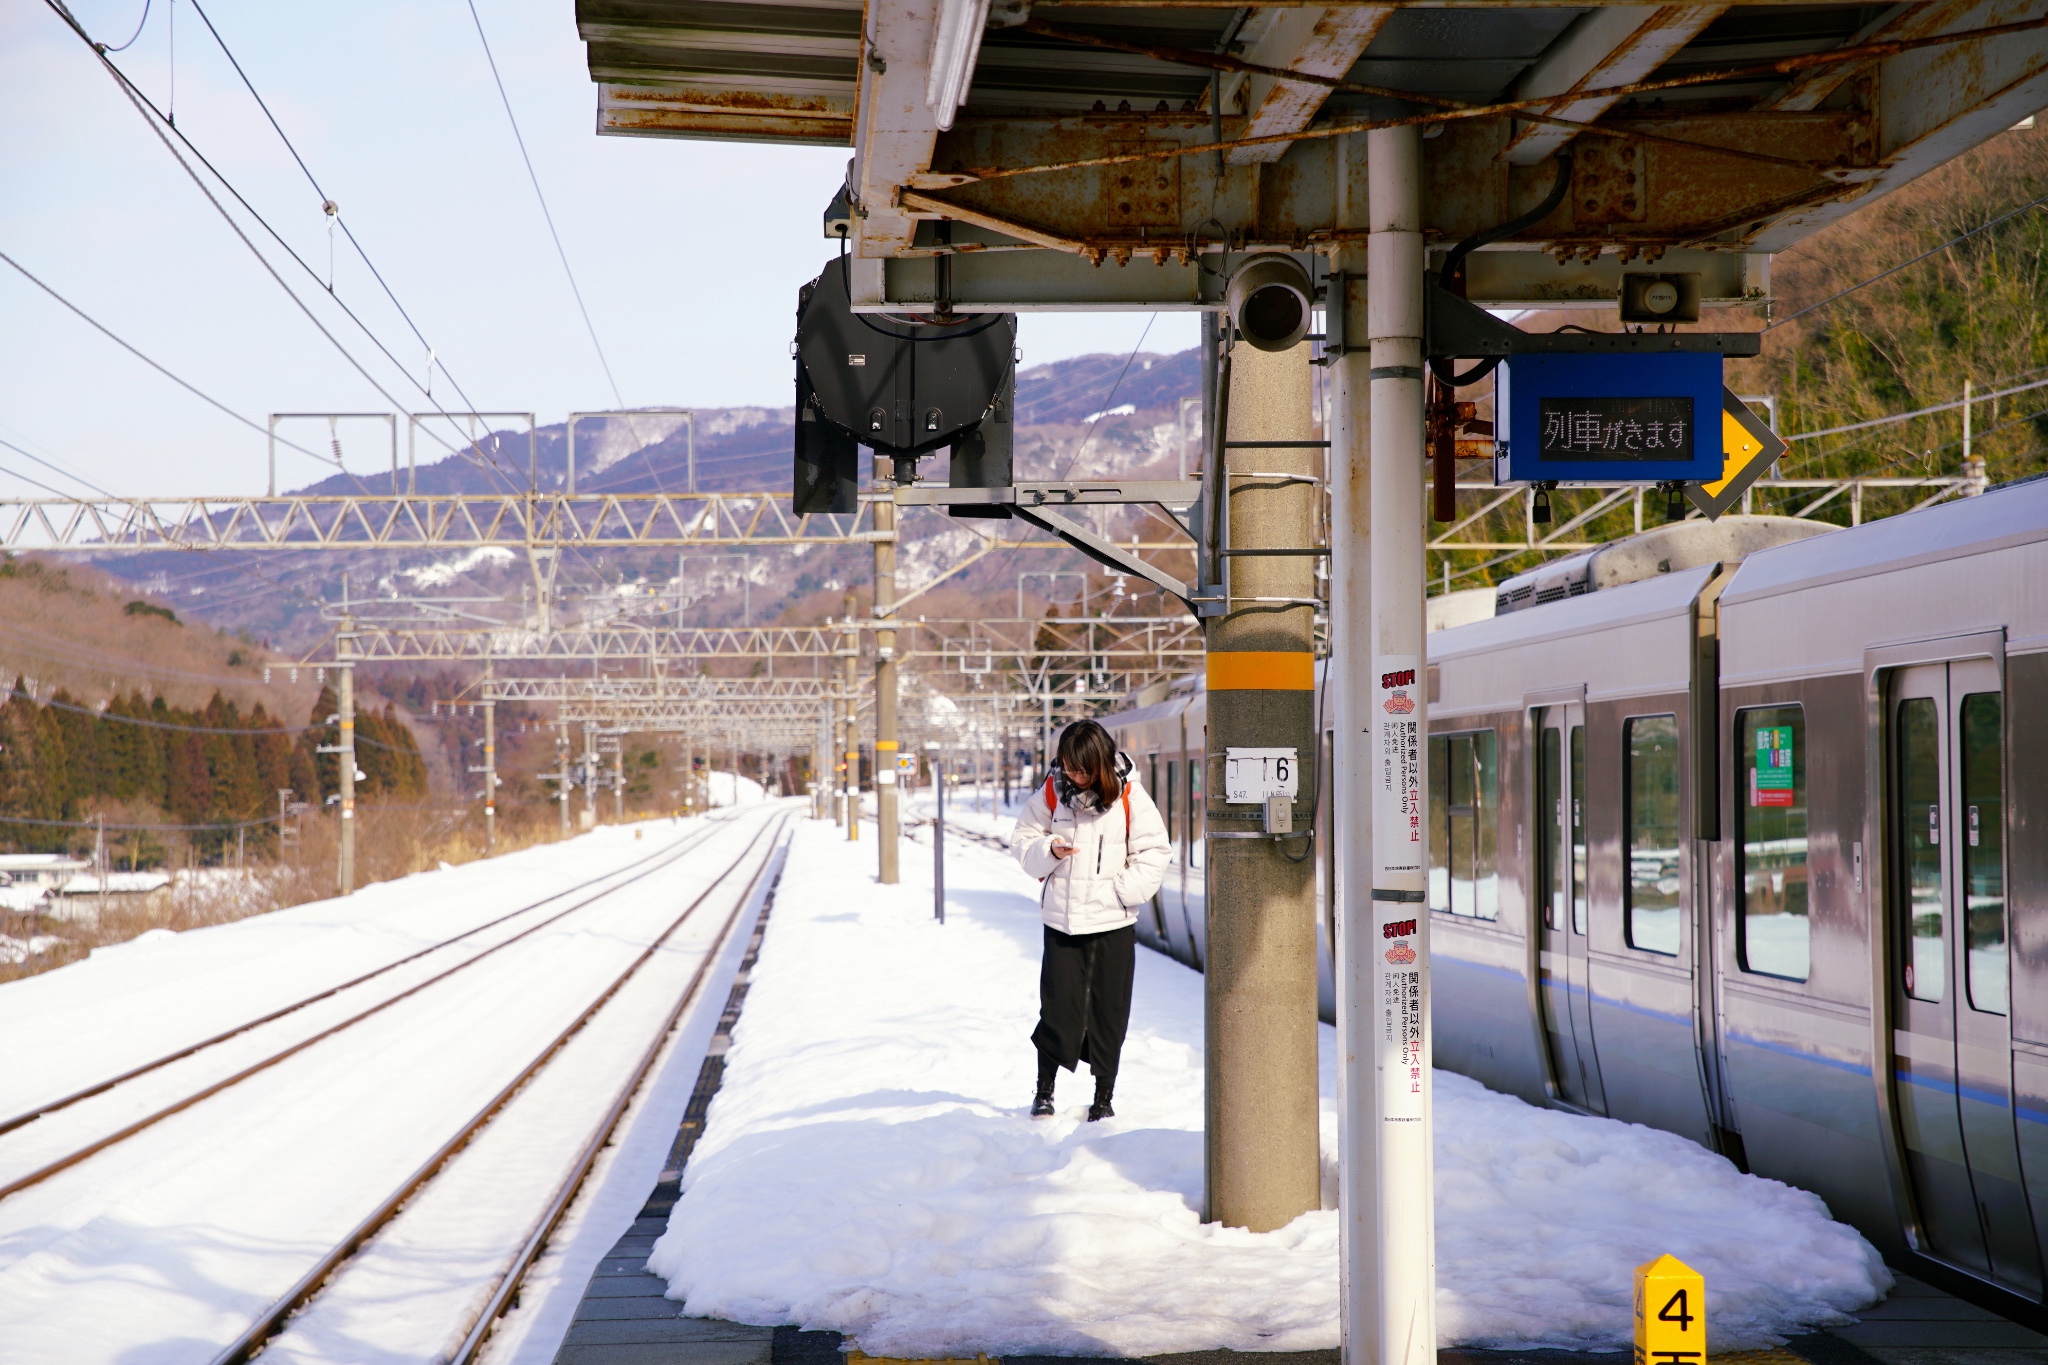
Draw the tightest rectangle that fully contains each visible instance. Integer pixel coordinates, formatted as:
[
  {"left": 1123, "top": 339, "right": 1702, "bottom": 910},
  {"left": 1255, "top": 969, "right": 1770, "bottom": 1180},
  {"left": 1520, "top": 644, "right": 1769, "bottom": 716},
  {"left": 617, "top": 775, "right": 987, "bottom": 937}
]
[{"left": 650, "top": 819, "right": 1889, "bottom": 1359}]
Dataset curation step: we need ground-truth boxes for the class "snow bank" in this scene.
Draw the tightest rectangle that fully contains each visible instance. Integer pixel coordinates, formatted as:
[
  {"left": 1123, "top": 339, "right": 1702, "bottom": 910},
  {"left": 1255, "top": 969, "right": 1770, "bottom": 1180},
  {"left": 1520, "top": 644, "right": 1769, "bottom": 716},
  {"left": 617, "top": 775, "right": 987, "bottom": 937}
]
[
  {"left": 705, "top": 771, "right": 768, "bottom": 807},
  {"left": 650, "top": 821, "right": 1888, "bottom": 1357}
]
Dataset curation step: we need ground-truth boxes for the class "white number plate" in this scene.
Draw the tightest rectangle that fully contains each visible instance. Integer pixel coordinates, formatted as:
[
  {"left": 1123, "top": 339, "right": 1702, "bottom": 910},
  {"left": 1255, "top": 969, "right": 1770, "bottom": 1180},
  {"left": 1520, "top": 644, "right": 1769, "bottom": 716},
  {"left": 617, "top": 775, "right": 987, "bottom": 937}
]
[{"left": 1224, "top": 747, "right": 1298, "bottom": 803}]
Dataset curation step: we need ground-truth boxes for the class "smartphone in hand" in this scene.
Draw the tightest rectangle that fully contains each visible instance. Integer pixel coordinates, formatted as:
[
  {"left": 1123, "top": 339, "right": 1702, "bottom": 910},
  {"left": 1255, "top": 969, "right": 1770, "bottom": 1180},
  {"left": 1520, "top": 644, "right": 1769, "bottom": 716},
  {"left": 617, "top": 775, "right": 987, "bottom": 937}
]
[{"left": 1050, "top": 838, "right": 1074, "bottom": 859}]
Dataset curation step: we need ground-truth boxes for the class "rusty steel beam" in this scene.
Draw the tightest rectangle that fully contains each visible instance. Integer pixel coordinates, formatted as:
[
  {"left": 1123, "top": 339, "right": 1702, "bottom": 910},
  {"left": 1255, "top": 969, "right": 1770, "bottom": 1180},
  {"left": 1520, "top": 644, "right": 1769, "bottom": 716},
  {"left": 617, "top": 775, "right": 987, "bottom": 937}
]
[
  {"left": 912, "top": 109, "right": 1865, "bottom": 261},
  {"left": 1499, "top": 4, "right": 1730, "bottom": 166},
  {"left": 1013, "top": 17, "right": 1819, "bottom": 174},
  {"left": 1218, "top": 6, "right": 1395, "bottom": 165},
  {"left": 955, "top": 13, "right": 2048, "bottom": 184}
]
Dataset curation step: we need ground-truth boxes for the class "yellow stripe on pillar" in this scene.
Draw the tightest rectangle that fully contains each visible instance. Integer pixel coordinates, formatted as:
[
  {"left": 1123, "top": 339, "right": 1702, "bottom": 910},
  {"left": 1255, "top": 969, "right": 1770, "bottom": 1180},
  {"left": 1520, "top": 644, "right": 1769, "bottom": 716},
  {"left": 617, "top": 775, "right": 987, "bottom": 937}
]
[{"left": 1206, "top": 651, "right": 1316, "bottom": 691}]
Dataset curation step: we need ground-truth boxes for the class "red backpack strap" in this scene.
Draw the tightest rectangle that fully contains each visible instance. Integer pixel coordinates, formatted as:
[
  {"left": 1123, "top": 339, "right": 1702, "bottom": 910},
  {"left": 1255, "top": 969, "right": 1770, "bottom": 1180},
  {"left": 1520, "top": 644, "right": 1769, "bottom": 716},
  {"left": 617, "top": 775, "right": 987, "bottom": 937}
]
[
  {"left": 1044, "top": 774, "right": 1055, "bottom": 813},
  {"left": 1121, "top": 783, "right": 1131, "bottom": 836}
]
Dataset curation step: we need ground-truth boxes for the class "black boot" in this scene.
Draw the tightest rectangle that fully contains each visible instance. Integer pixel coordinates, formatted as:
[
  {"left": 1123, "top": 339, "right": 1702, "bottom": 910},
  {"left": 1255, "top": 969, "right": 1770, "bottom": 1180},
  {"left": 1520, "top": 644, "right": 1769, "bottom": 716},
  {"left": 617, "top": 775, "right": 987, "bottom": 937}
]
[
  {"left": 1087, "top": 1069, "right": 1115, "bottom": 1122},
  {"left": 1031, "top": 1051, "right": 1057, "bottom": 1118}
]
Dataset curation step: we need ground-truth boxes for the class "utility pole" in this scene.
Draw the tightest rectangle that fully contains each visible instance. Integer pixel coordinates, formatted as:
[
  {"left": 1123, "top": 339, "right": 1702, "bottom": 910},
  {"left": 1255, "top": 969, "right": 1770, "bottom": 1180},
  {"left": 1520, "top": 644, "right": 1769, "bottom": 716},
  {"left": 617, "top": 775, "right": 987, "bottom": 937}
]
[
  {"left": 482, "top": 699, "right": 497, "bottom": 853},
  {"left": 928, "top": 742, "right": 945, "bottom": 923},
  {"left": 842, "top": 594, "right": 860, "bottom": 841},
  {"left": 875, "top": 490, "right": 900, "bottom": 882},
  {"left": 557, "top": 723, "right": 572, "bottom": 836},
  {"left": 1360, "top": 121, "right": 1437, "bottom": 1365},
  {"left": 336, "top": 599, "right": 358, "bottom": 896},
  {"left": 94, "top": 813, "right": 106, "bottom": 923},
  {"left": 1202, "top": 325, "right": 1321, "bottom": 1230},
  {"left": 583, "top": 722, "right": 599, "bottom": 828},
  {"left": 614, "top": 738, "right": 625, "bottom": 822},
  {"left": 1330, "top": 131, "right": 1377, "bottom": 1365}
]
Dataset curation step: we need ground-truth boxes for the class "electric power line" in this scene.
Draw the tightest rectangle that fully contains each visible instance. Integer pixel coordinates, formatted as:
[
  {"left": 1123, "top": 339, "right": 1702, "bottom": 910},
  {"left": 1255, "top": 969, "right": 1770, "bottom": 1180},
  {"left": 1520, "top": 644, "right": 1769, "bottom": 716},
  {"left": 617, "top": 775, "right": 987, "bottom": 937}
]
[
  {"left": 0, "top": 251, "right": 327, "bottom": 464},
  {"left": 1766, "top": 186, "right": 2048, "bottom": 333}
]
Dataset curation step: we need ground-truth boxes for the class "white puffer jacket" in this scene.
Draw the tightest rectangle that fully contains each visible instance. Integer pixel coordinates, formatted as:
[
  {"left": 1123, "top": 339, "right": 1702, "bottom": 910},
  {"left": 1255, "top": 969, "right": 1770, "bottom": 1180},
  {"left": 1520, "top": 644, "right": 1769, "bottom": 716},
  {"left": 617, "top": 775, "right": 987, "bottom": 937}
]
[{"left": 1011, "top": 768, "right": 1172, "bottom": 935}]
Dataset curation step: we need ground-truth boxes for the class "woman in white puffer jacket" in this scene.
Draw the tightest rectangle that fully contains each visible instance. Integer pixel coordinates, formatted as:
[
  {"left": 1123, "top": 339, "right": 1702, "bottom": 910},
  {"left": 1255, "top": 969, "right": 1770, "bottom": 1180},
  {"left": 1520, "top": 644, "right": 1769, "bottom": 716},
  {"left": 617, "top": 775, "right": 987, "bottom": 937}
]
[{"left": 1011, "top": 719, "right": 1171, "bottom": 1121}]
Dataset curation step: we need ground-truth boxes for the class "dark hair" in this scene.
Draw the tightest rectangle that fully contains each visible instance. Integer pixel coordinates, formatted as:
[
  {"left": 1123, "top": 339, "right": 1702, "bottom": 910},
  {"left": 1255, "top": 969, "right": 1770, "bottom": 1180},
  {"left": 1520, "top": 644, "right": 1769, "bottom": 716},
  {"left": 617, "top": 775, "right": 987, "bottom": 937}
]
[{"left": 1055, "top": 720, "right": 1122, "bottom": 807}]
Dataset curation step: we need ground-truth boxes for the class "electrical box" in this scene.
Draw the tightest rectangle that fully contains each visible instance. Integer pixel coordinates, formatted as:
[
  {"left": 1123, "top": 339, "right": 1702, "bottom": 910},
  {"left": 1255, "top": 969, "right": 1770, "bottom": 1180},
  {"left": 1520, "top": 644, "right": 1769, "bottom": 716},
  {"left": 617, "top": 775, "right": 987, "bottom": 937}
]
[{"left": 1495, "top": 352, "right": 1726, "bottom": 485}]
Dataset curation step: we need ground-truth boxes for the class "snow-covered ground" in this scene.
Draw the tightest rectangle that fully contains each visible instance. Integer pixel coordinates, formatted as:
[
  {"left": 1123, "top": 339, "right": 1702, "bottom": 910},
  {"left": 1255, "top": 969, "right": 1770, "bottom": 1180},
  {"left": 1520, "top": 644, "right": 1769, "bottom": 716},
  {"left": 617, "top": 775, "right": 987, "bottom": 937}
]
[
  {"left": 652, "top": 818, "right": 1890, "bottom": 1357},
  {"left": 0, "top": 808, "right": 788, "bottom": 1365}
]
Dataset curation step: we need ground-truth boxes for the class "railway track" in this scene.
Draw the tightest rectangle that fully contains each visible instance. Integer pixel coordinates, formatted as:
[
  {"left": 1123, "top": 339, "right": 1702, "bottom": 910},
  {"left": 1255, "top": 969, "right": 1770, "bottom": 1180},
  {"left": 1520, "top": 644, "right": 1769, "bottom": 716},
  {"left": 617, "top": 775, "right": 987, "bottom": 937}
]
[
  {"left": 222, "top": 809, "right": 795, "bottom": 1365},
  {"left": 0, "top": 812, "right": 743, "bottom": 1199},
  {"left": 0, "top": 805, "right": 795, "bottom": 1365}
]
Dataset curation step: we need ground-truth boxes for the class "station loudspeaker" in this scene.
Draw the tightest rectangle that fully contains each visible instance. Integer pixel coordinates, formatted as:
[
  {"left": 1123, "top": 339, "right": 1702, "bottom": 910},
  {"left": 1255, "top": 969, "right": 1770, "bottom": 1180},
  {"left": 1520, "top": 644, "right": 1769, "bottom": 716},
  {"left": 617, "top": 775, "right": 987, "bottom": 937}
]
[
  {"left": 791, "top": 256, "right": 1018, "bottom": 514},
  {"left": 1226, "top": 253, "right": 1314, "bottom": 352},
  {"left": 1619, "top": 272, "right": 1702, "bottom": 325}
]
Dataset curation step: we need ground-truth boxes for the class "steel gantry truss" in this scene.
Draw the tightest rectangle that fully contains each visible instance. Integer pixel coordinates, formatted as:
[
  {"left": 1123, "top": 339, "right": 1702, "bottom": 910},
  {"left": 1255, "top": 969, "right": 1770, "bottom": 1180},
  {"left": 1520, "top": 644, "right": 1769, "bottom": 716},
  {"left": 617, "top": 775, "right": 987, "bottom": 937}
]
[{"left": 0, "top": 488, "right": 1200, "bottom": 553}]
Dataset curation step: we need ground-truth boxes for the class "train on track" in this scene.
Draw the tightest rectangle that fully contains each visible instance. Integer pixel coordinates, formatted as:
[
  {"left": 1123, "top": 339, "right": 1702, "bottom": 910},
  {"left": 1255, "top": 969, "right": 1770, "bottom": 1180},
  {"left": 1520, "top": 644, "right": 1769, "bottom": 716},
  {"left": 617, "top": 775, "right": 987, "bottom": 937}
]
[{"left": 1101, "top": 475, "right": 2048, "bottom": 1308}]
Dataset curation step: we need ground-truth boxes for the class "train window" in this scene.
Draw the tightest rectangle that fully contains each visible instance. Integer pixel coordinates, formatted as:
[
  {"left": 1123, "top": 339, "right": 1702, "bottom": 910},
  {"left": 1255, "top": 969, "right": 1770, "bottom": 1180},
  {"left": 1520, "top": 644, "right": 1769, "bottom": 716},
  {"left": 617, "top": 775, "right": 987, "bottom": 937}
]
[
  {"left": 1625, "top": 716, "right": 1681, "bottom": 956},
  {"left": 1540, "top": 728, "right": 1565, "bottom": 932},
  {"left": 1962, "top": 693, "right": 2006, "bottom": 1015},
  {"left": 1897, "top": 698, "right": 1943, "bottom": 1000},
  {"left": 1164, "top": 761, "right": 1177, "bottom": 847},
  {"left": 1737, "top": 706, "right": 1810, "bottom": 981},
  {"left": 1190, "top": 757, "right": 1204, "bottom": 866},
  {"left": 1571, "top": 726, "right": 1586, "bottom": 935},
  {"left": 1428, "top": 731, "right": 1498, "bottom": 920}
]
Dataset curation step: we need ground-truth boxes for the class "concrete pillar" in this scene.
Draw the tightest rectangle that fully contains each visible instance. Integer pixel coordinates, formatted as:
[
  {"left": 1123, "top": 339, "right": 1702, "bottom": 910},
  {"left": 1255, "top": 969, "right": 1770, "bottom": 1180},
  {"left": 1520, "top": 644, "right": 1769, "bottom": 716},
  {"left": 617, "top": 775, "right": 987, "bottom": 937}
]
[
  {"left": 875, "top": 494, "right": 900, "bottom": 882},
  {"left": 1364, "top": 121, "right": 1437, "bottom": 1365},
  {"left": 1203, "top": 337, "right": 1322, "bottom": 1232}
]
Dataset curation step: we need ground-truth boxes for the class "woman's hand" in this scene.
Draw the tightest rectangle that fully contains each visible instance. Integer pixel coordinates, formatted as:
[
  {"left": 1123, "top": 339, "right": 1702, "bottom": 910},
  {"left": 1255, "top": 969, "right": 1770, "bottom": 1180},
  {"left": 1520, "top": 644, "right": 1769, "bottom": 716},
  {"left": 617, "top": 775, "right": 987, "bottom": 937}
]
[{"left": 1050, "top": 838, "right": 1075, "bottom": 859}]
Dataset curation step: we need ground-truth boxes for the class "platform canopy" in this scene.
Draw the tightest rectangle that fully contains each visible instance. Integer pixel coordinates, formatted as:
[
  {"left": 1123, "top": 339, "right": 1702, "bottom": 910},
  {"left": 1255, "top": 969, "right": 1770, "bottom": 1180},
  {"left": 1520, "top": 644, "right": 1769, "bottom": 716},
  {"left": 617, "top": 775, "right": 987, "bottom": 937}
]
[{"left": 575, "top": 0, "right": 2048, "bottom": 310}]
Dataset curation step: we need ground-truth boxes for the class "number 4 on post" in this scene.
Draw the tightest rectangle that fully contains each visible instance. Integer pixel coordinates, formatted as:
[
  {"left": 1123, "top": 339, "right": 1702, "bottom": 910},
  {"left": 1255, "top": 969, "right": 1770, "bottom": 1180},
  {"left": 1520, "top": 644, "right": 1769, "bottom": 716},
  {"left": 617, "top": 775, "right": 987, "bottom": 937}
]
[{"left": 1634, "top": 1254, "right": 1706, "bottom": 1365}]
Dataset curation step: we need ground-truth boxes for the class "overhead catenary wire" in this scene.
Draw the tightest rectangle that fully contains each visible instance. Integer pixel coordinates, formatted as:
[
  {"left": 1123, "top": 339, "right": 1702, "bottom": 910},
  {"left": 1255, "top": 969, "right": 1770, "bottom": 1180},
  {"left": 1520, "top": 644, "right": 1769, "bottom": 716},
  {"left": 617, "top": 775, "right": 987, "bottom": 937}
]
[
  {"left": 1056, "top": 314, "right": 1159, "bottom": 481},
  {"left": 463, "top": 0, "right": 630, "bottom": 417},
  {"left": 99, "top": 0, "right": 151, "bottom": 51},
  {"left": 177, "top": 0, "right": 524, "bottom": 490},
  {"left": 41, "top": 0, "right": 521, "bottom": 487}
]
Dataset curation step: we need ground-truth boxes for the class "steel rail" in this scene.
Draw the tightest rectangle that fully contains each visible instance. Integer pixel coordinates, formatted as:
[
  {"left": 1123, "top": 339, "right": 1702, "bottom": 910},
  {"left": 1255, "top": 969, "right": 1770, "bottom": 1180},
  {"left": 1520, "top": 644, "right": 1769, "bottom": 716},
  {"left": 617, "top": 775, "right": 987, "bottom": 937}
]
[
  {"left": 451, "top": 815, "right": 793, "bottom": 1362},
  {"left": 0, "top": 817, "right": 750, "bottom": 1202},
  {"left": 0, "top": 817, "right": 736, "bottom": 1140},
  {"left": 208, "top": 810, "right": 790, "bottom": 1365}
]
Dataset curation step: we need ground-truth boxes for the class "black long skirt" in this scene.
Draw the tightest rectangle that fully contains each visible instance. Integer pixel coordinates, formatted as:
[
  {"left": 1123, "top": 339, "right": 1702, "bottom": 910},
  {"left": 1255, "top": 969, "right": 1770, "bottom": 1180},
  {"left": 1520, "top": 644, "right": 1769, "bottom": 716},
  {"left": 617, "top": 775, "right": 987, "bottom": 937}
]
[{"left": 1031, "top": 922, "right": 1136, "bottom": 1079}]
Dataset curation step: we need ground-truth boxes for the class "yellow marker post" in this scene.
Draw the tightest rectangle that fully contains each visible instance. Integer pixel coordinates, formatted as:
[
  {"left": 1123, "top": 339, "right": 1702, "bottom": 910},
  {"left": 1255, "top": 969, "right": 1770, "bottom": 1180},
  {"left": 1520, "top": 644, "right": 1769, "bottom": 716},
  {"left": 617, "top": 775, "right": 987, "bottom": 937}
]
[{"left": 1635, "top": 1253, "right": 1707, "bottom": 1365}]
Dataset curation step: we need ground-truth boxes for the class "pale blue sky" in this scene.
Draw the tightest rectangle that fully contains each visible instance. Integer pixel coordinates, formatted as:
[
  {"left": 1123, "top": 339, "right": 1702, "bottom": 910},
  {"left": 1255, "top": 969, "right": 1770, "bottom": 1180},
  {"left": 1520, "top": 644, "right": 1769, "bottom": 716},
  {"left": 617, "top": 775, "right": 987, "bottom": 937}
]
[{"left": 0, "top": 1, "right": 1198, "bottom": 497}]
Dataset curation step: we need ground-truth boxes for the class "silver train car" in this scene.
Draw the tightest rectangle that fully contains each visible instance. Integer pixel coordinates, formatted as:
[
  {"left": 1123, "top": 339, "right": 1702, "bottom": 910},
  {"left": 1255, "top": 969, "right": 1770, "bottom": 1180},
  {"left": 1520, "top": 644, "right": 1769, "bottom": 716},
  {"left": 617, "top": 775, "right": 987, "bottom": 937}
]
[{"left": 1100, "top": 477, "right": 2048, "bottom": 1307}]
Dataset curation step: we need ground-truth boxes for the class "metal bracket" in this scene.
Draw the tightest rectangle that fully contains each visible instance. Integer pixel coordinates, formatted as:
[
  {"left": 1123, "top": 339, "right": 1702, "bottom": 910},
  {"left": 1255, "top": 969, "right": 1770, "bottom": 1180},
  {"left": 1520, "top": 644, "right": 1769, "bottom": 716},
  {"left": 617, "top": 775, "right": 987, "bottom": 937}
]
[
  {"left": 897, "top": 478, "right": 1214, "bottom": 614},
  {"left": 1424, "top": 276, "right": 1762, "bottom": 360},
  {"left": 1006, "top": 502, "right": 1200, "bottom": 614}
]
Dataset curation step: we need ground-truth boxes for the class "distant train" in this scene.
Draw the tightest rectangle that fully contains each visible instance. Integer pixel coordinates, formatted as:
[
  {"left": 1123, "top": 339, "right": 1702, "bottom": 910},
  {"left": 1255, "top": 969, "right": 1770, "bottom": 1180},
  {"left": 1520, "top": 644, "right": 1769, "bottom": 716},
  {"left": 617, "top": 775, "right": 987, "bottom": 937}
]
[{"left": 1100, "top": 478, "right": 2048, "bottom": 1306}]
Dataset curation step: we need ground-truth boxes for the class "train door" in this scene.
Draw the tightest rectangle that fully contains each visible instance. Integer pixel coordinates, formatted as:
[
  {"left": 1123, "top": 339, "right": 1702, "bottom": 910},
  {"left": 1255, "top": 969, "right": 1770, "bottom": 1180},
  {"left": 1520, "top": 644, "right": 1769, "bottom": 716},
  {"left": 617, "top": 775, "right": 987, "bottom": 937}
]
[
  {"left": 1889, "top": 660, "right": 2040, "bottom": 1293},
  {"left": 1537, "top": 704, "right": 1606, "bottom": 1113},
  {"left": 1146, "top": 752, "right": 1168, "bottom": 941}
]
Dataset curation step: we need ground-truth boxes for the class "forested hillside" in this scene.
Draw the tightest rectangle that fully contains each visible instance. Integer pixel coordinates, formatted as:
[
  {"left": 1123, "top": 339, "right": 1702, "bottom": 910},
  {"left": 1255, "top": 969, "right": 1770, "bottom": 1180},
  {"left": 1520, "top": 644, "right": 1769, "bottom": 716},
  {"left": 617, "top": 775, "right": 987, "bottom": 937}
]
[
  {"left": 1727, "top": 121, "right": 2048, "bottom": 491},
  {"left": 0, "top": 684, "right": 427, "bottom": 861}
]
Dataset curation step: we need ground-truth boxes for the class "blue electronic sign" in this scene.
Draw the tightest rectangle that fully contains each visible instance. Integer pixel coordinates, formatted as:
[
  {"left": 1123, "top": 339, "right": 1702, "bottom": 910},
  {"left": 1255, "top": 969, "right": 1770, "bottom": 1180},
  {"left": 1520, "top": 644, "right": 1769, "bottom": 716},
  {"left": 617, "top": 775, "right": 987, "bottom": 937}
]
[{"left": 1495, "top": 352, "right": 1725, "bottom": 484}]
